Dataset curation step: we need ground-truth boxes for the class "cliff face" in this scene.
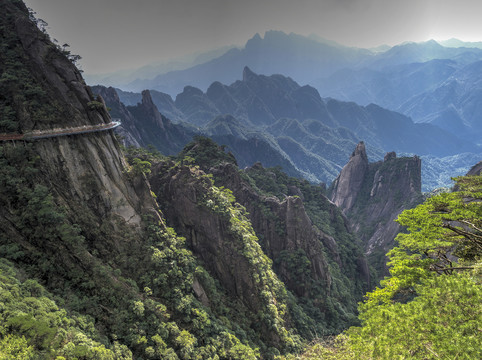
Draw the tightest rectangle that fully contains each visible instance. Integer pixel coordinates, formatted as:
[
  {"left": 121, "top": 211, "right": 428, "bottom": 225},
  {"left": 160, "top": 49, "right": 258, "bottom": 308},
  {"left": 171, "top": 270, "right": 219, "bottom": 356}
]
[
  {"left": 330, "top": 142, "right": 369, "bottom": 212},
  {"left": 0, "top": 0, "right": 155, "bottom": 226},
  {"left": 159, "top": 138, "right": 370, "bottom": 332},
  {"left": 148, "top": 161, "right": 296, "bottom": 347},
  {"left": 330, "top": 142, "right": 423, "bottom": 276},
  {"left": 210, "top": 162, "right": 333, "bottom": 298},
  {"left": 93, "top": 85, "right": 194, "bottom": 154},
  {"left": 1, "top": 2, "right": 307, "bottom": 356}
]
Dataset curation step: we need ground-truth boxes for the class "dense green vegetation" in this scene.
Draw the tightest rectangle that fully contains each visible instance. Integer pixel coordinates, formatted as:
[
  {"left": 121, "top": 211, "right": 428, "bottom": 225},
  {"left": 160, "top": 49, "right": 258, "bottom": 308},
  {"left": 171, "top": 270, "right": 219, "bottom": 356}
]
[
  {"left": 2, "top": 2, "right": 479, "bottom": 358},
  {"left": 174, "top": 137, "right": 369, "bottom": 334},
  {"left": 0, "top": 138, "right": 314, "bottom": 358},
  {"left": 242, "top": 165, "right": 368, "bottom": 328},
  {"left": 282, "top": 175, "right": 482, "bottom": 359},
  {"left": 0, "top": 1, "right": 71, "bottom": 133},
  {"left": 3, "top": 128, "right": 315, "bottom": 358}
]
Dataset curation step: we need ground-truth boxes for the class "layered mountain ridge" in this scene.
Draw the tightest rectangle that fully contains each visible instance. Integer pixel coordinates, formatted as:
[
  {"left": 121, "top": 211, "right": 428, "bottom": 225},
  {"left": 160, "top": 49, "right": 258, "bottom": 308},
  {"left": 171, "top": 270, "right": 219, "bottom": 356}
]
[
  {"left": 104, "top": 67, "right": 476, "bottom": 189},
  {"left": 0, "top": 1, "right": 386, "bottom": 357}
]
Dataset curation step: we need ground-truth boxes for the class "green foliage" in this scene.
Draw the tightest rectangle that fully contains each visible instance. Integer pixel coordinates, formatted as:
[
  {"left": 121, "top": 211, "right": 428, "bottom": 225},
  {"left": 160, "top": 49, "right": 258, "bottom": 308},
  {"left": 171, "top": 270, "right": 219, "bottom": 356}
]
[
  {"left": 87, "top": 100, "right": 104, "bottom": 111},
  {"left": 0, "top": 3, "right": 66, "bottom": 132},
  {"left": 123, "top": 144, "right": 167, "bottom": 167},
  {"left": 196, "top": 168, "right": 304, "bottom": 354},
  {"left": 177, "top": 136, "right": 237, "bottom": 170},
  {"left": 0, "top": 334, "right": 35, "bottom": 360},
  {"left": 347, "top": 270, "right": 481, "bottom": 359},
  {"left": 0, "top": 259, "right": 120, "bottom": 359},
  {"left": 130, "top": 157, "right": 152, "bottom": 176},
  {"left": 365, "top": 175, "right": 482, "bottom": 307},
  {"left": 279, "top": 174, "right": 482, "bottom": 359},
  {"left": 241, "top": 164, "right": 367, "bottom": 332},
  {"left": 0, "top": 140, "right": 266, "bottom": 359}
]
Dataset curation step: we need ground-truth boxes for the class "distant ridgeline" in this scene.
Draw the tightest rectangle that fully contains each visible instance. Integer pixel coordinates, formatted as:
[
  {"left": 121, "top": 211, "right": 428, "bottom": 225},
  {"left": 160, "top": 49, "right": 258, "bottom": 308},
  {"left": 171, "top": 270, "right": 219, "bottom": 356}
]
[
  {"left": 1, "top": 0, "right": 479, "bottom": 359},
  {"left": 100, "top": 65, "right": 478, "bottom": 190},
  {"left": 0, "top": 1, "right": 370, "bottom": 358}
]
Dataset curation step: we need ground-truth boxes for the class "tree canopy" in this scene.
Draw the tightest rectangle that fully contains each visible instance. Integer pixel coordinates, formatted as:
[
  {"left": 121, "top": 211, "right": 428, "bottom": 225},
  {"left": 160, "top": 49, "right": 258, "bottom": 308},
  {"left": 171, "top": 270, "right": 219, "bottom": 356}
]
[{"left": 285, "top": 174, "right": 482, "bottom": 359}]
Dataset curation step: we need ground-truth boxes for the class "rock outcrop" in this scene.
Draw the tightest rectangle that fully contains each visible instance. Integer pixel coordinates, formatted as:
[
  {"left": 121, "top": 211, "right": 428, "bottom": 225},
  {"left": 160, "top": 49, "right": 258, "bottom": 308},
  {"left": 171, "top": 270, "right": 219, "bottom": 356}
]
[
  {"left": 330, "top": 143, "right": 423, "bottom": 277},
  {"left": 94, "top": 86, "right": 194, "bottom": 154},
  {"left": 148, "top": 162, "right": 294, "bottom": 346},
  {"left": 331, "top": 142, "right": 369, "bottom": 212},
  {"left": 467, "top": 160, "right": 482, "bottom": 176},
  {"left": 210, "top": 162, "right": 333, "bottom": 298}
]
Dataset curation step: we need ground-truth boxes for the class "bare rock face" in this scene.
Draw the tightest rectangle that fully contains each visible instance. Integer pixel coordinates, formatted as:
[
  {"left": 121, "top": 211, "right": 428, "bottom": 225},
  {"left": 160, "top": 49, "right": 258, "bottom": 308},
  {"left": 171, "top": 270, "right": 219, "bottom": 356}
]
[
  {"left": 330, "top": 144, "right": 423, "bottom": 277},
  {"left": 330, "top": 141, "right": 369, "bottom": 212},
  {"left": 467, "top": 160, "right": 482, "bottom": 176},
  {"left": 362, "top": 154, "right": 422, "bottom": 255},
  {"left": 93, "top": 86, "right": 141, "bottom": 147},
  {"left": 1, "top": 0, "right": 157, "bottom": 237},
  {"left": 210, "top": 163, "right": 337, "bottom": 299}
]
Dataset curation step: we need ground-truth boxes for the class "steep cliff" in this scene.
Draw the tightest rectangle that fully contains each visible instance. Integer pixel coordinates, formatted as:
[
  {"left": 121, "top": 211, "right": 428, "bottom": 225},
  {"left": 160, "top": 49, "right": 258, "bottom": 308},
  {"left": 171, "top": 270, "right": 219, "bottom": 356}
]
[
  {"left": 330, "top": 142, "right": 369, "bottom": 212},
  {"left": 330, "top": 142, "right": 423, "bottom": 276},
  {"left": 93, "top": 85, "right": 194, "bottom": 154},
  {"left": 0, "top": 1, "right": 310, "bottom": 358},
  {"left": 0, "top": 0, "right": 155, "bottom": 228},
  {"left": 161, "top": 138, "right": 370, "bottom": 332},
  {"left": 149, "top": 161, "right": 300, "bottom": 349}
]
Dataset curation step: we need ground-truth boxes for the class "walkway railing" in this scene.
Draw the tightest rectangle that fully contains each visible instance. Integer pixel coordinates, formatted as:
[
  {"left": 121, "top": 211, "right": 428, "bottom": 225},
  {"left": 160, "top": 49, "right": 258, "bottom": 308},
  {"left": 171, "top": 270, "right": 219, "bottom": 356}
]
[{"left": 0, "top": 121, "right": 121, "bottom": 141}]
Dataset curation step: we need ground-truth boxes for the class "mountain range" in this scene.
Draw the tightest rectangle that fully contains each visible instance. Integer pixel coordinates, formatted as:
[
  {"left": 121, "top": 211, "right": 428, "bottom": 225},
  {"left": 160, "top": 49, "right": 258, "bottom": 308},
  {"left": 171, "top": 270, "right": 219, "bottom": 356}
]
[
  {"left": 97, "top": 66, "right": 478, "bottom": 190},
  {"left": 95, "top": 31, "right": 482, "bottom": 145},
  {"left": 1, "top": 2, "right": 409, "bottom": 355},
  {"left": 2, "top": 1, "right": 481, "bottom": 358}
]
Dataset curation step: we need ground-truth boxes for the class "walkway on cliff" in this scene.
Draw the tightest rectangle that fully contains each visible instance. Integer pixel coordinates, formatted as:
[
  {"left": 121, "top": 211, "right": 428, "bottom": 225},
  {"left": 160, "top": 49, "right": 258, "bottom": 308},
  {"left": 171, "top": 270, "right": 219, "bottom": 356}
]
[{"left": 0, "top": 120, "right": 121, "bottom": 141}]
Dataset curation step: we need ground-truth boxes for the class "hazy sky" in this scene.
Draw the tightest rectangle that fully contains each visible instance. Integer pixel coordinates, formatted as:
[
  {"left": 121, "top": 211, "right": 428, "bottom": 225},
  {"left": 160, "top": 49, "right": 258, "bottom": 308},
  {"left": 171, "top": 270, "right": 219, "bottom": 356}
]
[{"left": 24, "top": 0, "right": 482, "bottom": 75}]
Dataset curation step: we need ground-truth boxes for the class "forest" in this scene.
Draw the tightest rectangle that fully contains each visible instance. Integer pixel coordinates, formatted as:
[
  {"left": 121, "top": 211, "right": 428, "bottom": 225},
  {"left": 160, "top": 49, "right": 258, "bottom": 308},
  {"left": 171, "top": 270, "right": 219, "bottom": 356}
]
[{"left": 0, "top": 0, "right": 480, "bottom": 358}]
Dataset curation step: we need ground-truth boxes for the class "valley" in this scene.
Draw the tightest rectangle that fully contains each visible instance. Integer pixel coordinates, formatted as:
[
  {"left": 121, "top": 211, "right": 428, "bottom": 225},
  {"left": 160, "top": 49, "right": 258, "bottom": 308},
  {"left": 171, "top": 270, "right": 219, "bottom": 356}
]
[{"left": 0, "top": 0, "right": 480, "bottom": 359}]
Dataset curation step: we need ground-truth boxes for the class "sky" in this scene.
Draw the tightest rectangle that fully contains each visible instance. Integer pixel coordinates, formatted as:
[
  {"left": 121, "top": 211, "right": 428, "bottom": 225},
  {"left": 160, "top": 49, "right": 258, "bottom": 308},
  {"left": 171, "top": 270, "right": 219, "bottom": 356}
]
[{"left": 24, "top": 0, "right": 482, "bottom": 75}]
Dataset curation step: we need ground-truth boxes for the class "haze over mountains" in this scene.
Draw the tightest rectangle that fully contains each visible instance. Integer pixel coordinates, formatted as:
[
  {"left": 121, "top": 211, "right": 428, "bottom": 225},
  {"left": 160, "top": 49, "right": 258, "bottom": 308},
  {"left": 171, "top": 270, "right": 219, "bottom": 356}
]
[
  {"left": 87, "top": 30, "right": 482, "bottom": 190},
  {"left": 97, "top": 66, "right": 478, "bottom": 190}
]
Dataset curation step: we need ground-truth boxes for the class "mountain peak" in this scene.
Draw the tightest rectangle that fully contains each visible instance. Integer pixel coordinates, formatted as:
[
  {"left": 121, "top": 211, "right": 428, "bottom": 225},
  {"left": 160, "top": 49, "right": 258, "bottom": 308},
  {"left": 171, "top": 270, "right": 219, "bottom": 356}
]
[
  {"left": 331, "top": 142, "right": 369, "bottom": 212},
  {"left": 242, "top": 66, "right": 257, "bottom": 82},
  {"left": 351, "top": 141, "right": 368, "bottom": 160},
  {"left": 141, "top": 89, "right": 155, "bottom": 107},
  {"left": 245, "top": 33, "right": 262, "bottom": 49}
]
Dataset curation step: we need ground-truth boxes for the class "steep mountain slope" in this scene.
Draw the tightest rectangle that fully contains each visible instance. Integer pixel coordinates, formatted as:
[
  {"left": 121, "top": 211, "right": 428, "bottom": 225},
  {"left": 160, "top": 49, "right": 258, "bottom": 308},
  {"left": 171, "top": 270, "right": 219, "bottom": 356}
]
[
  {"left": 329, "top": 143, "right": 423, "bottom": 277},
  {"left": 126, "top": 31, "right": 372, "bottom": 96},
  {"left": 156, "top": 138, "right": 370, "bottom": 331},
  {"left": 93, "top": 85, "right": 194, "bottom": 154},
  {"left": 0, "top": 2, "right": 373, "bottom": 358}
]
